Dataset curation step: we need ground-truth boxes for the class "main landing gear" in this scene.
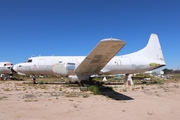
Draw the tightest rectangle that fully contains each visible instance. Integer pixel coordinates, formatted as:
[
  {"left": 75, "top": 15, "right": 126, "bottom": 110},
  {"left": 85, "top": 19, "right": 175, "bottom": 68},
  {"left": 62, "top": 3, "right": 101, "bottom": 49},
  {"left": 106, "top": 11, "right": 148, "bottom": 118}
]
[
  {"left": 31, "top": 75, "right": 36, "bottom": 84},
  {"left": 124, "top": 74, "right": 134, "bottom": 86}
]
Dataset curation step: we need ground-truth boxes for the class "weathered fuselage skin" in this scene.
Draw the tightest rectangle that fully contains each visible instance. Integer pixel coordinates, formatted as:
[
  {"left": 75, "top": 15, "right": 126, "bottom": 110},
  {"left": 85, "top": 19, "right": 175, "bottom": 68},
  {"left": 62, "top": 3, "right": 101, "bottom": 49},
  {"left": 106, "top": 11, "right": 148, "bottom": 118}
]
[{"left": 13, "top": 55, "right": 165, "bottom": 76}]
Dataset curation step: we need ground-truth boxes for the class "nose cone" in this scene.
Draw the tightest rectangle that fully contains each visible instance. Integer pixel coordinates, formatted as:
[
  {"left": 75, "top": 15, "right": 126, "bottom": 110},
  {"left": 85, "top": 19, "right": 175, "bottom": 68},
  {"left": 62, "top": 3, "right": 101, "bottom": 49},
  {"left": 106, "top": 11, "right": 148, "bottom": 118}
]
[
  {"left": 12, "top": 64, "right": 26, "bottom": 76},
  {"left": 12, "top": 64, "right": 18, "bottom": 72}
]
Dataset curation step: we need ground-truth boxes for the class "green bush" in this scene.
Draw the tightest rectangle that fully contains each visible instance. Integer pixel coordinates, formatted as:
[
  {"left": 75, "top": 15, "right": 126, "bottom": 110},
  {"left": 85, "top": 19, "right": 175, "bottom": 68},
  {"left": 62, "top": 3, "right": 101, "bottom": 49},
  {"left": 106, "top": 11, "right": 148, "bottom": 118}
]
[{"left": 88, "top": 85, "right": 101, "bottom": 95}]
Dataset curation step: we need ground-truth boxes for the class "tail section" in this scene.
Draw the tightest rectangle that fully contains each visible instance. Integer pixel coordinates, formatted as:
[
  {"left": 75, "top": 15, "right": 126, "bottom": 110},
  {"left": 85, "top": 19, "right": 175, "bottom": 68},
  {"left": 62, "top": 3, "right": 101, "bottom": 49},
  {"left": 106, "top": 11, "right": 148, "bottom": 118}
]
[{"left": 128, "top": 33, "right": 165, "bottom": 62}]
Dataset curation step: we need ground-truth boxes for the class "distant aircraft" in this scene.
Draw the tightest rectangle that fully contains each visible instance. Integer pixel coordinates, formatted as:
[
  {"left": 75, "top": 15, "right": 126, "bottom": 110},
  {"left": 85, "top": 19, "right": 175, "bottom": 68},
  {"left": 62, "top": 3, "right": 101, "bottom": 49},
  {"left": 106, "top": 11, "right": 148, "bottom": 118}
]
[
  {"left": 0, "top": 62, "right": 13, "bottom": 80},
  {"left": 13, "top": 33, "right": 166, "bottom": 84}
]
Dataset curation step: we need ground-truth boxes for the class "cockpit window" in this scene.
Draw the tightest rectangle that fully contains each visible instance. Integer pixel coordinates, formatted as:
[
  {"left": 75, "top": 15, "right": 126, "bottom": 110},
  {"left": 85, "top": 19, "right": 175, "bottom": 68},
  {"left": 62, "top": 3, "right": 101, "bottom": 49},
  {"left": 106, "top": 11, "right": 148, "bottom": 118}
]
[
  {"left": 26, "top": 59, "right": 32, "bottom": 63},
  {"left": 4, "top": 63, "right": 12, "bottom": 66}
]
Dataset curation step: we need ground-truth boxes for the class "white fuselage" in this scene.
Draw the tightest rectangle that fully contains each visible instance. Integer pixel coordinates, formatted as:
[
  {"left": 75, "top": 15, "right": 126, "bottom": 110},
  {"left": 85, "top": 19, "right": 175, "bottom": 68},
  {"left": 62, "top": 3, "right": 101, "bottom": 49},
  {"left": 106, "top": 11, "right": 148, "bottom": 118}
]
[{"left": 13, "top": 55, "right": 165, "bottom": 76}]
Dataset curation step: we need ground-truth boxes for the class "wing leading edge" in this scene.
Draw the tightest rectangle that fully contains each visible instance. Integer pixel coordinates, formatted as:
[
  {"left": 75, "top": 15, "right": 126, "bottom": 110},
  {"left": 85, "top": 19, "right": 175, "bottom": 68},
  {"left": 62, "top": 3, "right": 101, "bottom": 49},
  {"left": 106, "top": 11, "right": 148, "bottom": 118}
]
[{"left": 75, "top": 38, "right": 126, "bottom": 76}]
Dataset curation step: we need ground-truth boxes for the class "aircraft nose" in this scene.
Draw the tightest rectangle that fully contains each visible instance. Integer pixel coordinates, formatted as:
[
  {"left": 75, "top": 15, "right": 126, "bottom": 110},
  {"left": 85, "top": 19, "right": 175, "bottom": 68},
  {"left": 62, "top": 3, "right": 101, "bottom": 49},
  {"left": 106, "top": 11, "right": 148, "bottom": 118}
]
[{"left": 12, "top": 64, "right": 18, "bottom": 72}]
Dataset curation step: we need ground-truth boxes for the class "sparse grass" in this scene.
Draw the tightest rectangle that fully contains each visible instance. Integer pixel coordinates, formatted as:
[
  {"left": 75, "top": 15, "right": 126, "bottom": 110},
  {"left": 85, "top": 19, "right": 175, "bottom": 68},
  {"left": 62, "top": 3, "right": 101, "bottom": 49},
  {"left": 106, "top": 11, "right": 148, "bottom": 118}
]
[
  {"left": 39, "top": 94, "right": 43, "bottom": 97},
  {"left": 82, "top": 93, "right": 89, "bottom": 98},
  {"left": 122, "top": 88, "right": 127, "bottom": 92},
  {"left": 23, "top": 88, "right": 27, "bottom": 91},
  {"left": 3, "top": 88, "right": 11, "bottom": 91},
  {"left": 73, "top": 105, "right": 78, "bottom": 108},
  {"left": 174, "top": 85, "right": 179, "bottom": 88},
  {"left": 24, "top": 100, "right": 38, "bottom": 102},
  {"left": 154, "top": 79, "right": 164, "bottom": 85},
  {"left": 122, "top": 109, "right": 126, "bottom": 112},
  {"left": 39, "top": 84, "right": 47, "bottom": 89},
  {"left": 105, "top": 95, "right": 109, "bottom": 99},
  {"left": 88, "top": 85, "right": 101, "bottom": 95},
  {"left": 38, "top": 80, "right": 44, "bottom": 84},
  {"left": 15, "top": 89, "right": 21, "bottom": 91},
  {"left": 134, "top": 78, "right": 164, "bottom": 85},
  {"left": 0, "top": 96, "right": 8, "bottom": 100},
  {"left": 59, "top": 87, "right": 62, "bottom": 91},
  {"left": 65, "top": 92, "right": 80, "bottom": 97},
  {"left": 24, "top": 94, "right": 36, "bottom": 98}
]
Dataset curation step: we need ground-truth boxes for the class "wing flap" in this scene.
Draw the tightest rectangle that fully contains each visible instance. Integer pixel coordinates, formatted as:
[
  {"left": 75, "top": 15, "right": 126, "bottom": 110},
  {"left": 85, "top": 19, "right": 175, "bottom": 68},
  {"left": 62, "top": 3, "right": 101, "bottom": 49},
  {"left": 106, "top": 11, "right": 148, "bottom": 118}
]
[{"left": 75, "top": 38, "right": 126, "bottom": 75}]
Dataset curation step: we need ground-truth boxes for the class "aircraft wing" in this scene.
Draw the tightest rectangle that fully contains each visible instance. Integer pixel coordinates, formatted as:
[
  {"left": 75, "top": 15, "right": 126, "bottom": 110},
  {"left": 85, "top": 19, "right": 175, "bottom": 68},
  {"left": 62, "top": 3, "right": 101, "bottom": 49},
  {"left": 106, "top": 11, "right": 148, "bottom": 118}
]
[{"left": 75, "top": 38, "right": 126, "bottom": 76}]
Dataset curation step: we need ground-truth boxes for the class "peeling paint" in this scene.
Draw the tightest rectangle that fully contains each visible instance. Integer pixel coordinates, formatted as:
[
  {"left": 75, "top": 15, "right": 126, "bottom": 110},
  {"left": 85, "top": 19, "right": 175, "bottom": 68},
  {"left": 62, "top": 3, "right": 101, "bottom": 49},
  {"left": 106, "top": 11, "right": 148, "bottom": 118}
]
[{"left": 149, "top": 63, "right": 160, "bottom": 67}]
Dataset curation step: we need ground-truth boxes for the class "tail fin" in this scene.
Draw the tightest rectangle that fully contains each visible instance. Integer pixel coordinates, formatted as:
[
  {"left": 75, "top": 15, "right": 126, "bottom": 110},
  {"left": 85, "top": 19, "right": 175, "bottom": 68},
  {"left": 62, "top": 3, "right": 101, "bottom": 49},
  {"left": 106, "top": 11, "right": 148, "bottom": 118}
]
[{"left": 129, "top": 33, "right": 165, "bottom": 61}]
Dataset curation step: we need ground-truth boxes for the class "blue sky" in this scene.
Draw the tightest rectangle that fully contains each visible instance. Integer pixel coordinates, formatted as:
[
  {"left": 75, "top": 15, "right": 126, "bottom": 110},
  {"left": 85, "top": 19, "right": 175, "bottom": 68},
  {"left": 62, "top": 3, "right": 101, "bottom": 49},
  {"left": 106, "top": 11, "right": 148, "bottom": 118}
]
[{"left": 0, "top": 0, "right": 180, "bottom": 70}]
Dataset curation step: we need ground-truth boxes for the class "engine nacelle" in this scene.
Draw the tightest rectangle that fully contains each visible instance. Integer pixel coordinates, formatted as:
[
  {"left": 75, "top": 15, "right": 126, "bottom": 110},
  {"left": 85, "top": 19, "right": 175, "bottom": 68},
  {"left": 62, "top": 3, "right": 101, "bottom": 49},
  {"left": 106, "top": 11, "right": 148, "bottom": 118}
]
[
  {"left": 69, "top": 75, "right": 89, "bottom": 83},
  {"left": 68, "top": 75, "right": 79, "bottom": 83},
  {"left": 52, "top": 63, "right": 68, "bottom": 76}
]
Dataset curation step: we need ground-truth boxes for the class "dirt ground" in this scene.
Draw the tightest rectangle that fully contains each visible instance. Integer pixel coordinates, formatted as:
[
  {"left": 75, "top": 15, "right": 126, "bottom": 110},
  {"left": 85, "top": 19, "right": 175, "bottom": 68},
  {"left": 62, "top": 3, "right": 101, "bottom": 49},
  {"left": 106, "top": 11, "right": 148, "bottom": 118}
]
[{"left": 1, "top": 80, "right": 180, "bottom": 120}]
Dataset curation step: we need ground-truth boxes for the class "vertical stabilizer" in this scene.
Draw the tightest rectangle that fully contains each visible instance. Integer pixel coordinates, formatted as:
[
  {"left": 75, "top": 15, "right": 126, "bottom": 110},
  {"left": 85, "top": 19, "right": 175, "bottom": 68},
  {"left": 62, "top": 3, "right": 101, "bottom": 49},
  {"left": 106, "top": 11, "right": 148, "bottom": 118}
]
[{"left": 128, "top": 34, "right": 165, "bottom": 61}]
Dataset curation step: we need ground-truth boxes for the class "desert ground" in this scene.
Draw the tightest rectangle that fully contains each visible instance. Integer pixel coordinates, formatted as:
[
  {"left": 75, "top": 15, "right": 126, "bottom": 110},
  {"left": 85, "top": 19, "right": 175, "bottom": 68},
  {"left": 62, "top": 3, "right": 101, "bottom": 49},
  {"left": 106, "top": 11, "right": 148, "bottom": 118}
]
[{"left": 1, "top": 79, "right": 180, "bottom": 120}]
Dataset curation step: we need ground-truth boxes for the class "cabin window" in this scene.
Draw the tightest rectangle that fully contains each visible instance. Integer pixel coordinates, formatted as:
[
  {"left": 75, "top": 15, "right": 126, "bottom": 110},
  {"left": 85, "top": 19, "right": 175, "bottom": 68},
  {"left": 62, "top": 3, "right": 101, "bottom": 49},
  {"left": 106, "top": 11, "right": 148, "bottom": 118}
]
[
  {"left": 67, "top": 63, "right": 75, "bottom": 70},
  {"left": 19, "top": 65, "right": 22, "bottom": 67},
  {"left": 59, "top": 61, "right": 62, "bottom": 63}
]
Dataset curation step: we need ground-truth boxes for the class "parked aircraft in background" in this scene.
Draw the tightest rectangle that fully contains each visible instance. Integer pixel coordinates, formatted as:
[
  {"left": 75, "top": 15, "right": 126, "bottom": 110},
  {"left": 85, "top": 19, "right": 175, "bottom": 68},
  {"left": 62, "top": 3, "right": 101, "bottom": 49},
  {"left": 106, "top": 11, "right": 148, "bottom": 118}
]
[
  {"left": 0, "top": 62, "right": 13, "bottom": 80},
  {"left": 12, "top": 33, "right": 166, "bottom": 84}
]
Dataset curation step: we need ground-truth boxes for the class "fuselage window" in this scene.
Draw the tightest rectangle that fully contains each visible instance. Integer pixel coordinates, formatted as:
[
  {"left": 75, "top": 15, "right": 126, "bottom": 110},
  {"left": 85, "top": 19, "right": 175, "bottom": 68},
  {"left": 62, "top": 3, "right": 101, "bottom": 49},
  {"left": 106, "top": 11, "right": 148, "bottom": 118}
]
[
  {"left": 59, "top": 61, "right": 62, "bottom": 63},
  {"left": 67, "top": 63, "right": 75, "bottom": 70}
]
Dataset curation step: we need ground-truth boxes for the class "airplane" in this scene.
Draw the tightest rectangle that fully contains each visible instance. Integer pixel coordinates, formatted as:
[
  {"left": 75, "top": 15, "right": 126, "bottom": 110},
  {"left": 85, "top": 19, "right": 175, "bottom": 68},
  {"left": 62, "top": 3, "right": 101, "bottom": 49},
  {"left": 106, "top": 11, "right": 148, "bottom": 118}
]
[
  {"left": 0, "top": 62, "right": 13, "bottom": 80},
  {"left": 12, "top": 33, "right": 166, "bottom": 84}
]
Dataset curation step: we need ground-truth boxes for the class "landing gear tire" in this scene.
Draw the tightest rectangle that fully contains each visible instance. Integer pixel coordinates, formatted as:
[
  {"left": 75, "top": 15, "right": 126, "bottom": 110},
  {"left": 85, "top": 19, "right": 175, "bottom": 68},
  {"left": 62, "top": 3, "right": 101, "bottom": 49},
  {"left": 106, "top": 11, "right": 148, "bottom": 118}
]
[{"left": 32, "top": 76, "right": 36, "bottom": 84}]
